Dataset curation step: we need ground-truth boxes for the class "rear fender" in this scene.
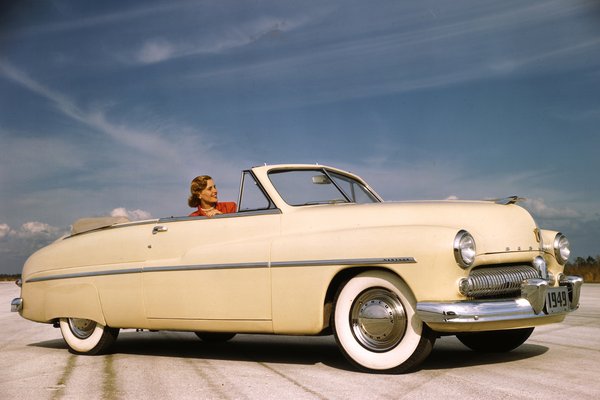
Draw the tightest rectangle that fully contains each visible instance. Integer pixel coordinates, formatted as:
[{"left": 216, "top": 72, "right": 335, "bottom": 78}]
[{"left": 43, "top": 282, "right": 106, "bottom": 324}]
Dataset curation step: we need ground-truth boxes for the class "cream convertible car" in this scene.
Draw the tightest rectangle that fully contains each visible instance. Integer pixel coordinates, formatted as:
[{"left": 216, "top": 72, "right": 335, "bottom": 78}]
[{"left": 12, "top": 164, "right": 582, "bottom": 373}]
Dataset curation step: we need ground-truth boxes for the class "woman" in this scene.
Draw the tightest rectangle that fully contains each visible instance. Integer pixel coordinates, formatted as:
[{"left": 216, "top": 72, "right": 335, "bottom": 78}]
[{"left": 188, "top": 175, "right": 237, "bottom": 217}]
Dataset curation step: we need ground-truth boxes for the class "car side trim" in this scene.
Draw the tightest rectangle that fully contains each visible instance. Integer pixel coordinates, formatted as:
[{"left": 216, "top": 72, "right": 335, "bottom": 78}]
[
  {"left": 25, "top": 256, "right": 417, "bottom": 283},
  {"left": 26, "top": 268, "right": 144, "bottom": 282},
  {"left": 144, "top": 262, "right": 269, "bottom": 273},
  {"left": 270, "top": 257, "right": 416, "bottom": 268}
]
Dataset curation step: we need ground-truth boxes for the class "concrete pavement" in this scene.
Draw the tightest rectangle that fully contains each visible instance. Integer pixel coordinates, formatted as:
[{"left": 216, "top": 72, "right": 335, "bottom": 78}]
[{"left": 2, "top": 282, "right": 599, "bottom": 399}]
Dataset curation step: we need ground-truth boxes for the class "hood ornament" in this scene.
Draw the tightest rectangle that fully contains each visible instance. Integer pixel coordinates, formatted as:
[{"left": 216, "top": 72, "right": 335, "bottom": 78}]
[{"left": 489, "top": 196, "right": 526, "bottom": 205}]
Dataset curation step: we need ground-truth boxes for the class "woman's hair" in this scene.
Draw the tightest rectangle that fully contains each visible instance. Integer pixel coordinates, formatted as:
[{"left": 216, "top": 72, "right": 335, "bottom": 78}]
[{"left": 188, "top": 175, "right": 213, "bottom": 208}]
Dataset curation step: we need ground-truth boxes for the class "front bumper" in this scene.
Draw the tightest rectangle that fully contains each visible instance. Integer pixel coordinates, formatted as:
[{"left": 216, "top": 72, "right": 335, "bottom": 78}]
[
  {"left": 417, "top": 275, "right": 583, "bottom": 332},
  {"left": 11, "top": 297, "right": 23, "bottom": 313}
]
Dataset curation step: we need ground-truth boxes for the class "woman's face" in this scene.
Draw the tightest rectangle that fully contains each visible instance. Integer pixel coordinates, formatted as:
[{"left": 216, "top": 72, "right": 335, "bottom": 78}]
[{"left": 199, "top": 179, "right": 218, "bottom": 206}]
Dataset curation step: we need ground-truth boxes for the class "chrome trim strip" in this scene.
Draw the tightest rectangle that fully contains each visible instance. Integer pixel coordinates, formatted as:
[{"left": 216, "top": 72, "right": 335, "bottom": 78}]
[
  {"left": 271, "top": 257, "right": 416, "bottom": 268},
  {"left": 26, "top": 268, "right": 143, "bottom": 283},
  {"left": 25, "top": 257, "right": 416, "bottom": 283},
  {"left": 144, "top": 262, "right": 269, "bottom": 273},
  {"left": 158, "top": 209, "right": 281, "bottom": 223}
]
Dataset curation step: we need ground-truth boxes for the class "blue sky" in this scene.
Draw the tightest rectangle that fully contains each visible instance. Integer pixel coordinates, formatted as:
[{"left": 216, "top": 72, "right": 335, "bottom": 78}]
[{"left": 1, "top": 0, "right": 599, "bottom": 274}]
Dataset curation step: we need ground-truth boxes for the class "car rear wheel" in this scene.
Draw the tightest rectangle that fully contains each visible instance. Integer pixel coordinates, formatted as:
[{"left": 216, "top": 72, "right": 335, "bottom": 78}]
[
  {"left": 59, "top": 318, "right": 119, "bottom": 355},
  {"left": 332, "top": 271, "right": 435, "bottom": 373},
  {"left": 194, "top": 332, "right": 237, "bottom": 342},
  {"left": 456, "top": 327, "right": 534, "bottom": 352}
]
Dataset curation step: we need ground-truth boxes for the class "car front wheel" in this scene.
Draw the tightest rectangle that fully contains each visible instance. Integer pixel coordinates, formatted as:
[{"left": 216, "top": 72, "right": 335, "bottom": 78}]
[
  {"left": 456, "top": 327, "right": 534, "bottom": 352},
  {"left": 332, "top": 271, "right": 435, "bottom": 373},
  {"left": 59, "top": 318, "right": 119, "bottom": 355}
]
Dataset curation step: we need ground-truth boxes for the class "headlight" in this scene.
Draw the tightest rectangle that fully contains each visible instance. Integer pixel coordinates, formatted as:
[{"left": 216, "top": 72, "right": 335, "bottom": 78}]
[
  {"left": 553, "top": 233, "right": 570, "bottom": 264},
  {"left": 454, "top": 230, "right": 476, "bottom": 269}
]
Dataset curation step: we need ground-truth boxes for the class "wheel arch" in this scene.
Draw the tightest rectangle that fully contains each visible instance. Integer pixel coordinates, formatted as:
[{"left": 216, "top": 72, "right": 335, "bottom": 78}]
[{"left": 323, "top": 266, "right": 411, "bottom": 330}]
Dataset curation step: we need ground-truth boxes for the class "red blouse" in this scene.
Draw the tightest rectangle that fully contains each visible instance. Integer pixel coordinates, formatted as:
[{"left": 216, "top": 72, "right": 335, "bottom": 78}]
[{"left": 189, "top": 202, "right": 237, "bottom": 217}]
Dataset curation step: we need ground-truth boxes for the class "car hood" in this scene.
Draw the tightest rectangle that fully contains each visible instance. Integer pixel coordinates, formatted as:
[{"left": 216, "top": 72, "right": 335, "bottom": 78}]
[{"left": 286, "top": 200, "right": 540, "bottom": 256}]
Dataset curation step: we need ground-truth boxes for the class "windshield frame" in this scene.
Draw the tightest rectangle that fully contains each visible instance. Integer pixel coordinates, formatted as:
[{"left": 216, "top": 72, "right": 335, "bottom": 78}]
[{"left": 267, "top": 167, "right": 381, "bottom": 207}]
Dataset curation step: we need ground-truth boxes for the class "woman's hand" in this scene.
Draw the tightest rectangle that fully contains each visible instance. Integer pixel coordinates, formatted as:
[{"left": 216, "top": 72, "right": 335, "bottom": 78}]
[{"left": 205, "top": 208, "right": 222, "bottom": 217}]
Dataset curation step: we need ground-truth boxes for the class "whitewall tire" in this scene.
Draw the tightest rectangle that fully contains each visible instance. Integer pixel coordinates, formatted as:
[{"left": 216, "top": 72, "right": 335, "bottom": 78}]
[
  {"left": 332, "top": 271, "right": 435, "bottom": 373},
  {"left": 59, "top": 318, "right": 119, "bottom": 355}
]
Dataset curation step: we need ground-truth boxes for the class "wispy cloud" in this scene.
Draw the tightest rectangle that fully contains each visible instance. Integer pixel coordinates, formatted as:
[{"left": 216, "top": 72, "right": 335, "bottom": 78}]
[
  {"left": 136, "top": 38, "right": 178, "bottom": 64},
  {"left": 0, "top": 60, "right": 180, "bottom": 159},
  {"left": 179, "top": 0, "right": 600, "bottom": 108},
  {"left": 132, "top": 16, "right": 311, "bottom": 65}
]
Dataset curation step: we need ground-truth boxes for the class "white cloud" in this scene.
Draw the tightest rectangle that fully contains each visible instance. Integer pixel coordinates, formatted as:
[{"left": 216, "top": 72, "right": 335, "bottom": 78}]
[
  {"left": 523, "top": 198, "right": 580, "bottom": 220},
  {"left": 0, "top": 221, "right": 67, "bottom": 273},
  {"left": 12, "top": 221, "right": 64, "bottom": 238},
  {"left": 0, "top": 221, "right": 64, "bottom": 239},
  {"left": 0, "top": 223, "right": 10, "bottom": 239},
  {"left": 110, "top": 207, "right": 153, "bottom": 221}
]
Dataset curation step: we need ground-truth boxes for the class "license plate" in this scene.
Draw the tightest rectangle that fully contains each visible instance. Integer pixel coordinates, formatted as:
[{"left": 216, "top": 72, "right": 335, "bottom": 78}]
[{"left": 545, "top": 286, "right": 570, "bottom": 314}]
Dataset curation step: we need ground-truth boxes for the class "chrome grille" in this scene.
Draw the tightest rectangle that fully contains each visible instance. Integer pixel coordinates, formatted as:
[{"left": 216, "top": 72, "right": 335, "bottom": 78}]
[{"left": 459, "top": 265, "right": 540, "bottom": 298}]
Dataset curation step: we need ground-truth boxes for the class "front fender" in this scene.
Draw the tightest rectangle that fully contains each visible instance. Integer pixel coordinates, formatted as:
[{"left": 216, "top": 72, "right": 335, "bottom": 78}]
[{"left": 269, "top": 225, "right": 462, "bottom": 333}]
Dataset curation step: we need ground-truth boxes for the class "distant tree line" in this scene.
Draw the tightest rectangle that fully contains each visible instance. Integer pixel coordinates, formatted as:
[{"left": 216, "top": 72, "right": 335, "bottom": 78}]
[
  {"left": 565, "top": 256, "right": 600, "bottom": 283},
  {"left": 0, "top": 274, "right": 21, "bottom": 281}
]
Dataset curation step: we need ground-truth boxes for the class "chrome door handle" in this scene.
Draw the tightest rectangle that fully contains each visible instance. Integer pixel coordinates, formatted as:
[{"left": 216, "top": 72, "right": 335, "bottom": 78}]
[{"left": 152, "top": 226, "right": 168, "bottom": 234}]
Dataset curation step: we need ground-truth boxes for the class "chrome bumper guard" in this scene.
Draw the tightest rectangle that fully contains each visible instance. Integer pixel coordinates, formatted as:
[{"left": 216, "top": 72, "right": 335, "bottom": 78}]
[
  {"left": 417, "top": 275, "right": 583, "bottom": 325},
  {"left": 11, "top": 298, "right": 23, "bottom": 313}
]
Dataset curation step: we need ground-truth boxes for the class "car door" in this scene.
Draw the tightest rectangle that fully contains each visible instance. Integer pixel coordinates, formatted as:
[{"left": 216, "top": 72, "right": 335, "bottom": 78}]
[{"left": 142, "top": 212, "right": 280, "bottom": 322}]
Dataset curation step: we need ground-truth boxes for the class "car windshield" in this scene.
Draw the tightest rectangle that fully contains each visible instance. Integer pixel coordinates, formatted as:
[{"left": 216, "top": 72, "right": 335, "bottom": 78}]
[{"left": 268, "top": 169, "right": 380, "bottom": 206}]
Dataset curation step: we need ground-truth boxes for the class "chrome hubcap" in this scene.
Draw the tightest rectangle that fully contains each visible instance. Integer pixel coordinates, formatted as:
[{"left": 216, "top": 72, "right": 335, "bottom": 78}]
[
  {"left": 350, "top": 288, "right": 407, "bottom": 352},
  {"left": 68, "top": 318, "right": 97, "bottom": 339}
]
